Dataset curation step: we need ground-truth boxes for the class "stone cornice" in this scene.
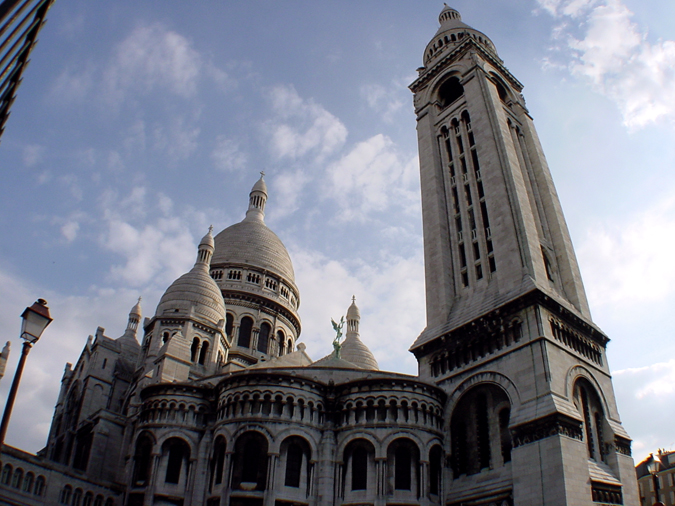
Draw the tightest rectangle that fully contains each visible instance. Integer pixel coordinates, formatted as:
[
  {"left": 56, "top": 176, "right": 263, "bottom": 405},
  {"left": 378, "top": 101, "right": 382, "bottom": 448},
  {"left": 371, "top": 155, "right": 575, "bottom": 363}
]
[{"left": 410, "top": 37, "right": 523, "bottom": 94}]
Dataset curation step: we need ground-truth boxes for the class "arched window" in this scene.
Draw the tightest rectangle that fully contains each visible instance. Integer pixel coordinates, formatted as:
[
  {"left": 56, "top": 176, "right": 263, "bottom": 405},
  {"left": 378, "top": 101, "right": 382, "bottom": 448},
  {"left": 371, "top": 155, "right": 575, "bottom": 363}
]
[
  {"left": 162, "top": 438, "right": 191, "bottom": 484},
  {"left": 573, "top": 378, "right": 606, "bottom": 462},
  {"left": 225, "top": 313, "right": 234, "bottom": 339},
  {"left": 238, "top": 317, "right": 253, "bottom": 348},
  {"left": 73, "top": 488, "right": 83, "bottom": 506},
  {"left": 282, "top": 436, "right": 311, "bottom": 488},
  {"left": 94, "top": 495, "right": 104, "bottom": 506},
  {"left": 387, "top": 438, "right": 420, "bottom": 493},
  {"left": 1, "top": 464, "right": 12, "bottom": 485},
  {"left": 258, "top": 322, "right": 271, "bottom": 354},
  {"left": 437, "top": 76, "right": 464, "bottom": 108},
  {"left": 11, "top": 468, "right": 23, "bottom": 488},
  {"left": 133, "top": 434, "right": 154, "bottom": 486},
  {"left": 73, "top": 427, "right": 93, "bottom": 471},
  {"left": 34, "top": 476, "right": 46, "bottom": 496},
  {"left": 22, "top": 472, "right": 34, "bottom": 493},
  {"left": 352, "top": 446, "right": 368, "bottom": 490},
  {"left": 429, "top": 445, "right": 443, "bottom": 496},
  {"left": 199, "top": 341, "right": 209, "bottom": 365},
  {"left": 344, "top": 439, "right": 375, "bottom": 492},
  {"left": 277, "top": 331, "right": 285, "bottom": 356},
  {"left": 451, "top": 385, "right": 511, "bottom": 477},
  {"left": 210, "top": 436, "right": 226, "bottom": 488},
  {"left": 60, "top": 485, "right": 73, "bottom": 505},
  {"left": 232, "top": 431, "right": 269, "bottom": 491},
  {"left": 105, "top": 498, "right": 114, "bottom": 506},
  {"left": 191, "top": 338, "right": 200, "bottom": 362},
  {"left": 492, "top": 76, "right": 509, "bottom": 102},
  {"left": 83, "top": 492, "right": 94, "bottom": 506}
]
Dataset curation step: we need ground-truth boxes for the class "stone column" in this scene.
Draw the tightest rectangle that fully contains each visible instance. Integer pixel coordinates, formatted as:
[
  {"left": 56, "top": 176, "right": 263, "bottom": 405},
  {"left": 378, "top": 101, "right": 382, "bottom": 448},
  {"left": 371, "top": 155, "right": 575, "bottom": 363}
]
[{"left": 264, "top": 453, "right": 279, "bottom": 506}]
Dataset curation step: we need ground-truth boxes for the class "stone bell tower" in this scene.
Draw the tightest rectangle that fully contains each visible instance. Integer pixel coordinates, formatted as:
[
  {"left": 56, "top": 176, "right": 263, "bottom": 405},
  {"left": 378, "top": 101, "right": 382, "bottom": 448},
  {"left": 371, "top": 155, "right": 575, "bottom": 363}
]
[{"left": 409, "top": 6, "right": 638, "bottom": 506}]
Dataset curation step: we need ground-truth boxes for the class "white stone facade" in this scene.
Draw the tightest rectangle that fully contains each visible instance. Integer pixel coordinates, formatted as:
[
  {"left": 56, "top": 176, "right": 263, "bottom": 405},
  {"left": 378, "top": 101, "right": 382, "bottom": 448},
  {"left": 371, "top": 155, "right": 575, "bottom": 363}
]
[{"left": 0, "top": 7, "right": 639, "bottom": 506}]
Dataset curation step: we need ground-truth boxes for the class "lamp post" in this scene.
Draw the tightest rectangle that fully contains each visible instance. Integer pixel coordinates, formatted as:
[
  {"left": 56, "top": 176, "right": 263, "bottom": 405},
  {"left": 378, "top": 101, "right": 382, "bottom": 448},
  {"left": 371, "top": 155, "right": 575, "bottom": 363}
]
[
  {"left": 647, "top": 453, "right": 664, "bottom": 506},
  {"left": 0, "top": 299, "right": 52, "bottom": 450}
]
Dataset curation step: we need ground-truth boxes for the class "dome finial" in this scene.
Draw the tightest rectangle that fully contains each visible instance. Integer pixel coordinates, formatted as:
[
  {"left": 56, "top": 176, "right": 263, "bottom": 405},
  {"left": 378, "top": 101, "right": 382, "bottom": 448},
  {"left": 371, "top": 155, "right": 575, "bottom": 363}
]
[
  {"left": 245, "top": 173, "right": 268, "bottom": 222},
  {"left": 196, "top": 227, "right": 215, "bottom": 267}
]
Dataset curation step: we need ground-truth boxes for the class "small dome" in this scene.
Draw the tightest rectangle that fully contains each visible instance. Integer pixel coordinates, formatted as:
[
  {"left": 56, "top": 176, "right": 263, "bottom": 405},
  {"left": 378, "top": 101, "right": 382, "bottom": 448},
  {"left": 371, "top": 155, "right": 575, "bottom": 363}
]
[
  {"left": 199, "top": 226, "right": 215, "bottom": 250},
  {"left": 212, "top": 218, "right": 295, "bottom": 282},
  {"left": 251, "top": 175, "right": 268, "bottom": 195},
  {"left": 156, "top": 232, "right": 226, "bottom": 325},
  {"left": 130, "top": 297, "right": 142, "bottom": 318},
  {"left": 346, "top": 296, "right": 360, "bottom": 320},
  {"left": 340, "top": 336, "right": 379, "bottom": 370}
]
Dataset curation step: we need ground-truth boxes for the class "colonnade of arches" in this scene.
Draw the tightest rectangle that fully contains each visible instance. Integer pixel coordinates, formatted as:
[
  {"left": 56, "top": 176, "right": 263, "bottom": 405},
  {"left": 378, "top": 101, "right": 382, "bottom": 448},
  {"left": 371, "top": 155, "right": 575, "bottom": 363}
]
[{"left": 227, "top": 313, "right": 293, "bottom": 357}]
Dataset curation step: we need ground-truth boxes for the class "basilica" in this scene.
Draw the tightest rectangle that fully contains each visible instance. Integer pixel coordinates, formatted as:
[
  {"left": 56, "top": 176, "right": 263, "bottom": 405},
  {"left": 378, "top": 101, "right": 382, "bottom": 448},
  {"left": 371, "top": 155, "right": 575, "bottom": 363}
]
[{"left": 0, "top": 6, "right": 639, "bottom": 506}]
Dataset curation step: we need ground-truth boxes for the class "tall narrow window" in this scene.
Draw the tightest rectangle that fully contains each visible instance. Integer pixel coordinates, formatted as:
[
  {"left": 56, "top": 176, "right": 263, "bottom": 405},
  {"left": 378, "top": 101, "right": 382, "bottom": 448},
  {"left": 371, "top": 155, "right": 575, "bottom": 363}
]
[
  {"left": 238, "top": 317, "right": 253, "bottom": 348},
  {"left": 258, "top": 322, "right": 271, "bottom": 354},
  {"left": 225, "top": 313, "right": 234, "bottom": 339},
  {"left": 191, "top": 338, "right": 199, "bottom": 362},
  {"left": 199, "top": 341, "right": 209, "bottom": 365},
  {"left": 352, "top": 446, "right": 368, "bottom": 490},
  {"left": 133, "top": 435, "right": 153, "bottom": 486},
  {"left": 429, "top": 446, "right": 442, "bottom": 496},
  {"left": 499, "top": 408, "right": 512, "bottom": 463},
  {"left": 395, "top": 446, "right": 412, "bottom": 490},
  {"left": 285, "top": 443, "right": 303, "bottom": 487},
  {"left": 164, "top": 439, "right": 190, "bottom": 484},
  {"left": 210, "top": 436, "right": 226, "bottom": 488}
]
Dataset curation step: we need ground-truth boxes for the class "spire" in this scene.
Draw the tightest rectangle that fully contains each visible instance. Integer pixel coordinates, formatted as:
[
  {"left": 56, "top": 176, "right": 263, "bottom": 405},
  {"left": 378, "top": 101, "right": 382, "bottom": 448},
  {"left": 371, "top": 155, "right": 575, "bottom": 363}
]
[
  {"left": 340, "top": 296, "right": 379, "bottom": 370},
  {"left": 346, "top": 295, "right": 360, "bottom": 339},
  {"left": 244, "top": 172, "right": 268, "bottom": 222},
  {"left": 126, "top": 297, "right": 142, "bottom": 334},
  {"left": 438, "top": 4, "right": 462, "bottom": 26},
  {"left": 196, "top": 226, "right": 215, "bottom": 267}
]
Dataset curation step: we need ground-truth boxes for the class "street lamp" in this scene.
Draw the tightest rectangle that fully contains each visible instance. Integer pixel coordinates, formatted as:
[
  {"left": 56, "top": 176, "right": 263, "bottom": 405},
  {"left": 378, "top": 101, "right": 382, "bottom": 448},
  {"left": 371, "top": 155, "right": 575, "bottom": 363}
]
[
  {"left": 0, "top": 299, "right": 52, "bottom": 450},
  {"left": 647, "top": 453, "right": 664, "bottom": 506}
]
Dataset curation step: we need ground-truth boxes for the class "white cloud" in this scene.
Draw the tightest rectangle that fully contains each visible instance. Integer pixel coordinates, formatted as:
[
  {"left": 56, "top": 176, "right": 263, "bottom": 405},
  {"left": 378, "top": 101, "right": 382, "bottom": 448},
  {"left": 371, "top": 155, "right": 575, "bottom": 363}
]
[
  {"left": 22, "top": 144, "right": 45, "bottom": 167},
  {"left": 61, "top": 221, "right": 80, "bottom": 242},
  {"left": 152, "top": 117, "right": 200, "bottom": 160},
  {"left": 290, "top": 245, "right": 424, "bottom": 374},
  {"left": 267, "top": 85, "right": 347, "bottom": 161},
  {"left": 613, "top": 360, "right": 675, "bottom": 461},
  {"left": 577, "top": 191, "right": 675, "bottom": 308},
  {"left": 212, "top": 136, "right": 247, "bottom": 173},
  {"left": 271, "top": 169, "right": 311, "bottom": 218},
  {"left": 103, "top": 24, "right": 202, "bottom": 102},
  {"left": 326, "top": 134, "right": 419, "bottom": 221},
  {"left": 360, "top": 80, "right": 408, "bottom": 123},
  {"left": 538, "top": 0, "right": 675, "bottom": 128},
  {"left": 50, "top": 23, "right": 233, "bottom": 109},
  {"left": 98, "top": 188, "right": 200, "bottom": 287}
]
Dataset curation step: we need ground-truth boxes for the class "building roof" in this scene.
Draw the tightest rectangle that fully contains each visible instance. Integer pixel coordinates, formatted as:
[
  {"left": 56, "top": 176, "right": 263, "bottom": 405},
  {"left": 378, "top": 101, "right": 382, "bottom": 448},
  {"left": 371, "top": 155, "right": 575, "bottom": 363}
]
[{"left": 212, "top": 220, "right": 295, "bottom": 282}]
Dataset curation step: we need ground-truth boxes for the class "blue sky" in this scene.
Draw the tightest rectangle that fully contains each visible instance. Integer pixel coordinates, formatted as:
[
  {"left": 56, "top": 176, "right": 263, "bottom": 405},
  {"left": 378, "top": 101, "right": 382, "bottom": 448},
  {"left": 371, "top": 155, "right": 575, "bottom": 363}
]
[{"left": 1, "top": 0, "right": 675, "bottom": 463}]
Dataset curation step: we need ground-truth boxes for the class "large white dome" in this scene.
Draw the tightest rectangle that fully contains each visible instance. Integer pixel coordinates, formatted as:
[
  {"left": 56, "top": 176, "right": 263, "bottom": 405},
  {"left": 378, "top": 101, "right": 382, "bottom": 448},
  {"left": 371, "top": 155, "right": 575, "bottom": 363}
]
[
  {"left": 212, "top": 220, "right": 295, "bottom": 283},
  {"left": 156, "top": 229, "right": 226, "bottom": 325}
]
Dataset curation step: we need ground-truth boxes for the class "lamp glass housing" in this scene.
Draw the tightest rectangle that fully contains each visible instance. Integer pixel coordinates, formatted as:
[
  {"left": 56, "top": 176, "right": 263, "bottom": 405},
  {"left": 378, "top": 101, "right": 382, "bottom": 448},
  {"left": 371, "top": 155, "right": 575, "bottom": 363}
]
[{"left": 20, "top": 300, "right": 52, "bottom": 344}]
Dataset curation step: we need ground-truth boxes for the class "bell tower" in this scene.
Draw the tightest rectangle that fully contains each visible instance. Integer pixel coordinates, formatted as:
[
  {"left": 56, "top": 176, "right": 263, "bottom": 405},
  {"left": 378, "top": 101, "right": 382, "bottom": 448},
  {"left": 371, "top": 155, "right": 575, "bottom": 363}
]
[{"left": 409, "top": 6, "right": 638, "bottom": 506}]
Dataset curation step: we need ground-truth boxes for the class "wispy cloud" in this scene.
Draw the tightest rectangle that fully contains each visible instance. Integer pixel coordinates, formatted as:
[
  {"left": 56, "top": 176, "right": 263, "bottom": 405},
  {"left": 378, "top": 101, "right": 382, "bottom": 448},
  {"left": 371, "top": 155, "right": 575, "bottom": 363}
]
[
  {"left": 577, "top": 191, "right": 675, "bottom": 309},
  {"left": 98, "top": 188, "right": 204, "bottom": 287},
  {"left": 360, "top": 79, "right": 410, "bottom": 124},
  {"left": 266, "top": 85, "right": 347, "bottom": 162},
  {"left": 50, "top": 23, "right": 233, "bottom": 110},
  {"left": 326, "top": 134, "right": 418, "bottom": 221},
  {"left": 538, "top": 0, "right": 675, "bottom": 129},
  {"left": 211, "top": 136, "right": 247, "bottom": 173}
]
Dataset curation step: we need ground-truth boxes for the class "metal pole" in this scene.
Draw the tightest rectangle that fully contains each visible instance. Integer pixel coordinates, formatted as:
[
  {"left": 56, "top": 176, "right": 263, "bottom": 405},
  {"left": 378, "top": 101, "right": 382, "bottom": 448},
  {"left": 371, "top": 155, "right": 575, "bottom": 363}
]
[
  {"left": 0, "top": 340, "right": 32, "bottom": 449},
  {"left": 653, "top": 472, "right": 661, "bottom": 505}
]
